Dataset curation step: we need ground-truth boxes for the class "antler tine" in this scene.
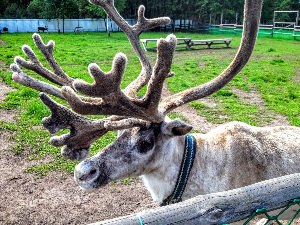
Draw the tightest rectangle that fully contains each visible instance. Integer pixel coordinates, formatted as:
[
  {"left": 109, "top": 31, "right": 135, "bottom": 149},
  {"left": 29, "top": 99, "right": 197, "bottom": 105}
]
[
  {"left": 142, "top": 35, "right": 177, "bottom": 112},
  {"left": 60, "top": 35, "right": 176, "bottom": 123},
  {"left": 11, "top": 64, "right": 64, "bottom": 99},
  {"left": 40, "top": 93, "right": 147, "bottom": 160},
  {"left": 39, "top": 93, "right": 106, "bottom": 160},
  {"left": 160, "top": 0, "right": 263, "bottom": 114},
  {"left": 104, "top": 118, "right": 149, "bottom": 130},
  {"left": 132, "top": 5, "right": 171, "bottom": 35},
  {"left": 14, "top": 33, "right": 74, "bottom": 87},
  {"left": 32, "top": 33, "right": 74, "bottom": 86},
  {"left": 73, "top": 53, "right": 126, "bottom": 97},
  {"left": 89, "top": 0, "right": 170, "bottom": 97}
]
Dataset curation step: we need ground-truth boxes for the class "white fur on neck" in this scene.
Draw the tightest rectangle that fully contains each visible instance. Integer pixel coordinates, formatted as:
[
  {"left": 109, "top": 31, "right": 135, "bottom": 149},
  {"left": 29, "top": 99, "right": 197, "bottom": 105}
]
[{"left": 141, "top": 135, "right": 185, "bottom": 202}]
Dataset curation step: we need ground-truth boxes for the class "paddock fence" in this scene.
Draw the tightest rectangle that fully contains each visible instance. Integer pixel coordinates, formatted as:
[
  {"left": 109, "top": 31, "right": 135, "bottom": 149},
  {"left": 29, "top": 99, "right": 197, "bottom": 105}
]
[
  {"left": 90, "top": 173, "right": 300, "bottom": 225},
  {"left": 0, "top": 18, "right": 194, "bottom": 33},
  {"left": 211, "top": 24, "right": 300, "bottom": 40},
  {"left": 1, "top": 18, "right": 299, "bottom": 41},
  {"left": 0, "top": 18, "right": 137, "bottom": 33}
]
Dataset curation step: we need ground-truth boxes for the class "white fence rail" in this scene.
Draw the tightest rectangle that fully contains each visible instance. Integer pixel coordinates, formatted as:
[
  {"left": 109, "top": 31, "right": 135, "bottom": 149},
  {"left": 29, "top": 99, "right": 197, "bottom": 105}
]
[{"left": 0, "top": 18, "right": 137, "bottom": 33}]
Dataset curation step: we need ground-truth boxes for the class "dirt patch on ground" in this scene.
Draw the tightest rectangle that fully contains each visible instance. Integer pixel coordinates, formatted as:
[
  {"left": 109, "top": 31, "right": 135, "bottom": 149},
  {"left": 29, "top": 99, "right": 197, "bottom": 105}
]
[
  {"left": 293, "top": 70, "right": 300, "bottom": 83},
  {"left": 230, "top": 87, "right": 290, "bottom": 126},
  {"left": 0, "top": 82, "right": 17, "bottom": 123},
  {"left": 0, "top": 109, "right": 18, "bottom": 123},
  {"left": 0, "top": 39, "right": 7, "bottom": 46},
  {"left": 0, "top": 61, "right": 10, "bottom": 72},
  {"left": 0, "top": 81, "right": 15, "bottom": 102},
  {"left": 174, "top": 103, "right": 218, "bottom": 133},
  {"left": 0, "top": 60, "right": 10, "bottom": 72},
  {"left": 0, "top": 130, "right": 15, "bottom": 151},
  {"left": 162, "top": 83, "right": 218, "bottom": 133},
  {"left": 230, "top": 87, "right": 265, "bottom": 107},
  {"left": 0, "top": 150, "right": 156, "bottom": 225}
]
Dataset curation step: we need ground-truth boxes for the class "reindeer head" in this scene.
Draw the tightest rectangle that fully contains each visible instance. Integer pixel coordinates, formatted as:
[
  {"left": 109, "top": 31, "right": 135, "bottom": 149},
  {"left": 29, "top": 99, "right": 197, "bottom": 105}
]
[
  {"left": 75, "top": 118, "right": 193, "bottom": 190},
  {"left": 10, "top": 0, "right": 263, "bottom": 190}
]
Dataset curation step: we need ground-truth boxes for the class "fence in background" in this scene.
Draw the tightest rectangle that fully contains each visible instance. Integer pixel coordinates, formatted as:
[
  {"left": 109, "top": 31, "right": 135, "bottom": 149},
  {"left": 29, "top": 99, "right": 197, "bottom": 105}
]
[
  {"left": 0, "top": 18, "right": 137, "bottom": 33},
  {"left": 0, "top": 18, "right": 197, "bottom": 33},
  {"left": 211, "top": 24, "right": 300, "bottom": 40}
]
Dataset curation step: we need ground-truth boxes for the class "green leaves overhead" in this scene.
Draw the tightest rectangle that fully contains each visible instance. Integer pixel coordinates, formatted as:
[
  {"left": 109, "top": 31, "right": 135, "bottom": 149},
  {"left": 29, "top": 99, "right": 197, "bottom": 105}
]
[{"left": 0, "top": 0, "right": 299, "bottom": 23}]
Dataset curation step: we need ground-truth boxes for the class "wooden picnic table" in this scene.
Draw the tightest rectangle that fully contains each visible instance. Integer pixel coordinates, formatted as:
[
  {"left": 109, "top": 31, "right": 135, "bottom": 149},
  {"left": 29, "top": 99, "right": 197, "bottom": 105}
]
[
  {"left": 140, "top": 38, "right": 192, "bottom": 51},
  {"left": 140, "top": 38, "right": 232, "bottom": 51},
  {"left": 190, "top": 38, "right": 232, "bottom": 48}
]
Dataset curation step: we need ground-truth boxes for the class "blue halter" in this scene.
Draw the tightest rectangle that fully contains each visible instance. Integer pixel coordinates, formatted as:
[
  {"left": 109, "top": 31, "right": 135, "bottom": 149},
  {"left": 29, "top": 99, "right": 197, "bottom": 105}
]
[{"left": 160, "top": 134, "right": 197, "bottom": 206}]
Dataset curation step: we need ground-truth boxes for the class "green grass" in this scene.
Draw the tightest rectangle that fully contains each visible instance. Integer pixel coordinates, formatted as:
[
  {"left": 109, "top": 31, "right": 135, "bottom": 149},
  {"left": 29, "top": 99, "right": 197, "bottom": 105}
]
[{"left": 0, "top": 31, "right": 299, "bottom": 175}]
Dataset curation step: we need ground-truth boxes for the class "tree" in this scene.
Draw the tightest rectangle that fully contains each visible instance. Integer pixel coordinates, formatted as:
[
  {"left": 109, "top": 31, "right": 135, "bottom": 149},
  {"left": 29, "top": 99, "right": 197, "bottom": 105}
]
[
  {"left": 75, "top": 0, "right": 126, "bottom": 18},
  {"left": 4, "top": 3, "right": 26, "bottom": 18},
  {"left": 27, "top": 0, "right": 79, "bottom": 33},
  {"left": 73, "top": 0, "right": 127, "bottom": 35},
  {"left": 2, "top": 0, "right": 31, "bottom": 18}
]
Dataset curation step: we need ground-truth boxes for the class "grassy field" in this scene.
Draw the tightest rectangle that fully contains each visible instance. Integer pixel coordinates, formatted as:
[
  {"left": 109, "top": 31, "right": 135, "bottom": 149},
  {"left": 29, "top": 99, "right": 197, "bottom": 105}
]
[{"left": 0, "top": 31, "right": 299, "bottom": 175}]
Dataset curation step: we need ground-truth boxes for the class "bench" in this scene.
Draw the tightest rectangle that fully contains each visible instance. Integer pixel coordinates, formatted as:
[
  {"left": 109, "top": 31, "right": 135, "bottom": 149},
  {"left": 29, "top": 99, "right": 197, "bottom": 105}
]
[
  {"left": 74, "top": 26, "right": 83, "bottom": 33},
  {"left": 140, "top": 38, "right": 192, "bottom": 51},
  {"left": 189, "top": 38, "right": 232, "bottom": 49}
]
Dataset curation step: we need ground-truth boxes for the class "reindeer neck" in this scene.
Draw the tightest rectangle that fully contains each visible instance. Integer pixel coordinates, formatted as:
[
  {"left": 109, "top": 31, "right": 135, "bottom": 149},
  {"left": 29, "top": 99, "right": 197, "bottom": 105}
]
[{"left": 141, "top": 135, "right": 186, "bottom": 202}]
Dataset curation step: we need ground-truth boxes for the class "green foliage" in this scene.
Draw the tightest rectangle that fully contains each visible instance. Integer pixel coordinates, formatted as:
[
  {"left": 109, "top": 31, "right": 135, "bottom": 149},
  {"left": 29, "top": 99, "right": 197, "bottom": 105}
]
[
  {"left": 27, "top": 0, "right": 79, "bottom": 20},
  {"left": 1, "top": 0, "right": 299, "bottom": 25},
  {"left": 3, "top": 3, "right": 27, "bottom": 18},
  {"left": 77, "top": 0, "right": 127, "bottom": 18}
]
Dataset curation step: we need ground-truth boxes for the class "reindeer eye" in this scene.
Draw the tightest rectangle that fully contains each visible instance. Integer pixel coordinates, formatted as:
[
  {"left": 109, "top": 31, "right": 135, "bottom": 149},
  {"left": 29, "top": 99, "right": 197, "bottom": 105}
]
[{"left": 137, "top": 138, "right": 154, "bottom": 154}]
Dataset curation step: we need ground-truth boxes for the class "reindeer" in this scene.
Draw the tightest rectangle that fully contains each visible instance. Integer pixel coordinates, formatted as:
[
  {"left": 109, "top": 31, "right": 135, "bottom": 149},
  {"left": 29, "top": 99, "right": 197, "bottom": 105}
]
[
  {"left": 38, "top": 26, "right": 48, "bottom": 33},
  {"left": 10, "top": 0, "right": 300, "bottom": 207}
]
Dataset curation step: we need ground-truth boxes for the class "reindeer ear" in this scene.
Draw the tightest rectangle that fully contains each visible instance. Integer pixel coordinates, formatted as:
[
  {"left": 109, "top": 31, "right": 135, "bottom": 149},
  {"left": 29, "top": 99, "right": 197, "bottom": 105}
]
[{"left": 161, "top": 119, "right": 193, "bottom": 136}]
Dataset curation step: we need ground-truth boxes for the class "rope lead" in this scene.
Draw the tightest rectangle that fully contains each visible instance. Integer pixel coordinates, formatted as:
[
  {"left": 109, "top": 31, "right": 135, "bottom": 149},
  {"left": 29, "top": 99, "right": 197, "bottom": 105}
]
[{"left": 137, "top": 213, "right": 144, "bottom": 225}]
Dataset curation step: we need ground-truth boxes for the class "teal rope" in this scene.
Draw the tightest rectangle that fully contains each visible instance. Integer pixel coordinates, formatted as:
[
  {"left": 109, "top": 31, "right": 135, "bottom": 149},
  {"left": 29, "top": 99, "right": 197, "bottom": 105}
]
[{"left": 138, "top": 214, "right": 144, "bottom": 225}]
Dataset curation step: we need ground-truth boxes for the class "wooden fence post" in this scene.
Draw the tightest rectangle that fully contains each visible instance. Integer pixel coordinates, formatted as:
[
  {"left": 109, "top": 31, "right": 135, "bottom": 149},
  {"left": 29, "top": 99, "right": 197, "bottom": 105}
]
[{"left": 90, "top": 173, "right": 300, "bottom": 225}]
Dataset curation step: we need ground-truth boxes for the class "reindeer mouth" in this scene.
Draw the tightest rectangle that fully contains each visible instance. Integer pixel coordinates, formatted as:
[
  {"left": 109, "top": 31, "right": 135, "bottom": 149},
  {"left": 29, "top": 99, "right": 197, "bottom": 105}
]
[{"left": 74, "top": 160, "right": 109, "bottom": 190}]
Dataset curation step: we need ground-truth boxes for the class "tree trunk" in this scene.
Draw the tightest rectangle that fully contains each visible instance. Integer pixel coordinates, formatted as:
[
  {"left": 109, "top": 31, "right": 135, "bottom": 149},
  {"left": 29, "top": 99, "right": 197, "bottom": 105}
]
[
  {"left": 63, "top": 15, "right": 65, "bottom": 34},
  {"left": 57, "top": 18, "right": 60, "bottom": 33},
  {"left": 220, "top": 10, "right": 224, "bottom": 25}
]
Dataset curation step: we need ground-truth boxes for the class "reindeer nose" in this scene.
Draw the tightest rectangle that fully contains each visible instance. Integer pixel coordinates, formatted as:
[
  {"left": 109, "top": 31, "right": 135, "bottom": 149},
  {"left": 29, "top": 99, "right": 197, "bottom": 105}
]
[{"left": 74, "top": 160, "right": 99, "bottom": 184}]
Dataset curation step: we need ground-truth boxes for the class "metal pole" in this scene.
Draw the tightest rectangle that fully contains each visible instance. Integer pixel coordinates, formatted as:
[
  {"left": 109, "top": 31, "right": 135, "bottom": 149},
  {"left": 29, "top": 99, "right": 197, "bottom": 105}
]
[{"left": 272, "top": 11, "right": 276, "bottom": 37}]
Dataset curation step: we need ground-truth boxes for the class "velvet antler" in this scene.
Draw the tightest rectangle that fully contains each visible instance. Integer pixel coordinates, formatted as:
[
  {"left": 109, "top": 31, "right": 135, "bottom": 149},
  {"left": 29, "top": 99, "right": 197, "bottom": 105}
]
[
  {"left": 10, "top": 0, "right": 263, "bottom": 161},
  {"left": 10, "top": 2, "right": 176, "bottom": 160}
]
